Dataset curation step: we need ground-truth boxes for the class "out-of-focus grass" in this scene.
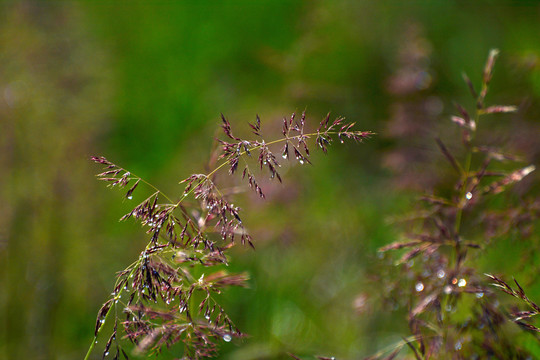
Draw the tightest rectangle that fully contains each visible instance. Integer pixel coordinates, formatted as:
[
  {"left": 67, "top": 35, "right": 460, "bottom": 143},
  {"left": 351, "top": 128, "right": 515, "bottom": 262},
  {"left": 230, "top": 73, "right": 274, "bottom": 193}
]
[{"left": 3, "top": 1, "right": 540, "bottom": 359}]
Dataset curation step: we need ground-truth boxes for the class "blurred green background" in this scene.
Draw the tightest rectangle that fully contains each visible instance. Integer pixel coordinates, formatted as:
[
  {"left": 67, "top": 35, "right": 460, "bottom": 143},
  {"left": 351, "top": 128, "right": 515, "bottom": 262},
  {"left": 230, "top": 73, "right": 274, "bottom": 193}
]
[{"left": 2, "top": 1, "right": 540, "bottom": 359}]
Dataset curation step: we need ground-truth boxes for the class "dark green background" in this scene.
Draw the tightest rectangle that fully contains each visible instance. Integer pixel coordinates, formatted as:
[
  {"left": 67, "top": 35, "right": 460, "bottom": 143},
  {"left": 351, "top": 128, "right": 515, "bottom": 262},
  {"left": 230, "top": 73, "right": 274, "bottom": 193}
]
[{"left": 2, "top": 1, "right": 540, "bottom": 359}]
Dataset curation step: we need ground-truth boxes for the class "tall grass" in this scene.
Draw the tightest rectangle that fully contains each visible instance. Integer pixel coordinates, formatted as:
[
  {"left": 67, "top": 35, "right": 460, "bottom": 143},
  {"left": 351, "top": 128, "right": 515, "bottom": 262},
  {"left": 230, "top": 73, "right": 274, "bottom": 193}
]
[
  {"left": 89, "top": 50, "right": 540, "bottom": 359},
  {"left": 88, "top": 113, "right": 370, "bottom": 359}
]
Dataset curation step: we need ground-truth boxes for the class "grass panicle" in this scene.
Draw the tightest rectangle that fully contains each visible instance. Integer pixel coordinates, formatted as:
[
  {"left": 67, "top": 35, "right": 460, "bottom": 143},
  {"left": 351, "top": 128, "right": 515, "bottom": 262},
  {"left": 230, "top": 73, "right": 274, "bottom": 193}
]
[{"left": 88, "top": 113, "right": 370, "bottom": 359}]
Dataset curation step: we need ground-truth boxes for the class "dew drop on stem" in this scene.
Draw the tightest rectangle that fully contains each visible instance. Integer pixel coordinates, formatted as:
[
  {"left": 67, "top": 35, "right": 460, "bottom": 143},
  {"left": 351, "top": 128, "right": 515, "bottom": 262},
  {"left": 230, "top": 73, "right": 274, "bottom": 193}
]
[{"left": 223, "top": 334, "right": 232, "bottom": 342}]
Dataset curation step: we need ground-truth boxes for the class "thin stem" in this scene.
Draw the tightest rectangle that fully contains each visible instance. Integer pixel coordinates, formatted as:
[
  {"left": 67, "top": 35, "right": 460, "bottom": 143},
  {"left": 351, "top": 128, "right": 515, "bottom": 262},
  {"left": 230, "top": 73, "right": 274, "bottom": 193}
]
[
  {"left": 454, "top": 113, "right": 479, "bottom": 235},
  {"left": 83, "top": 298, "right": 115, "bottom": 360}
]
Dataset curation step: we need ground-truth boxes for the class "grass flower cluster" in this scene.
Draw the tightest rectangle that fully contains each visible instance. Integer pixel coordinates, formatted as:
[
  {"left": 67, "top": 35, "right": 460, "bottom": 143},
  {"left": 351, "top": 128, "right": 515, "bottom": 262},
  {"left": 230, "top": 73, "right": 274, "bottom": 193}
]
[{"left": 88, "top": 113, "right": 370, "bottom": 359}]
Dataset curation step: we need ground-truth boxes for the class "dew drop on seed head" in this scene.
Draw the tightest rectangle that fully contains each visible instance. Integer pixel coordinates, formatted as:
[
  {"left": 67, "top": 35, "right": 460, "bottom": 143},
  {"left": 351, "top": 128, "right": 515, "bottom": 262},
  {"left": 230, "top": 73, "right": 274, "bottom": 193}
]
[
  {"left": 223, "top": 334, "right": 232, "bottom": 342},
  {"left": 476, "top": 292, "right": 484, "bottom": 298},
  {"left": 205, "top": 315, "right": 210, "bottom": 320},
  {"left": 437, "top": 269, "right": 446, "bottom": 279},
  {"left": 299, "top": 159, "right": 304, "bottom": 165},
  {"left": 415, "top": 282, "right": 424, "bottom": 292},
  {"left": 444, "top": 285, "right": 452, "bottom": 294},
  {"left": 127, "top": 195, "right": 133, "bottom": 200},
  {"left": 458, "top": 278, "right": 467, "bottom": 287},
  {"left": 465, "top": 192, "right": 472, "bottom": 200},
  {"left": 454, "top": 340, "right": 462, "bottom": 351}
]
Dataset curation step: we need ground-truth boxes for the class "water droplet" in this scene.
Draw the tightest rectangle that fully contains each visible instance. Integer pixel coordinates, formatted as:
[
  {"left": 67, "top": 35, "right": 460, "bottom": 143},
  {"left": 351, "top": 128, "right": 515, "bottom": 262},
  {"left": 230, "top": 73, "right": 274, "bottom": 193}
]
[
  {"left": 282, "top": 154, "right": 287, "bottom": 159},
  {"left": 476, "top": 292, "right": 484, "bottom": 298},
  {"left": 205, "top": 315, "right": 210, "bottom": 320},
  {"left": 443, "top": 285, "right": 452, "bottom": 294},
  {"left": 124, "top": 285, "right": 128, "bottom": 290},
  {"left": 166, "top": 299, "right": 170, "bottom": 305},
  {"left": 458, "top": 278, "right": 467, "bottom": 287},
  {"left": 465, "top": 192, "right": 472, "bottom": 200},
  {"left": 446, "top": 304, "right": 453, "bottom": 312},
  {"left": 437, "top": 269, "right": 446, "bottom": 279},
  {"left": 299, "top": 159, "right": 304, "bottom": 165},
  {"left": 415, "top": 282, "right": 424, "bottom": 292},
  {"left": 223, "top": 334, "right": 232, "bottom": 342},
  {"left": 105, "top": 351, "right": 109, "bottom": 356},
  {"left": 95, "top": 340, "right": 98, "bottom": 344},
  {"left": 454, "top": 340, "right": 462, "bottom": 351},
  {"left": 127, "top": 195, "right": 133, "bottom": 200}
]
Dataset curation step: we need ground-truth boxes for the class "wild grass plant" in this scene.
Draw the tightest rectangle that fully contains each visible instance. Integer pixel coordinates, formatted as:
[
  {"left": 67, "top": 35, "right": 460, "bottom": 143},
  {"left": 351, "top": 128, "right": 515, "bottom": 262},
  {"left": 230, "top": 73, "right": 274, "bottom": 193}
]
[
  {"left": 88, "top": 114, "right": 370, "bottom": 359},
  {"left": 371, "top": 50, "right": 540, "bottom": 359},
  {"left": 88, "top": 50, "right": 540, "bottom": 359}
]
